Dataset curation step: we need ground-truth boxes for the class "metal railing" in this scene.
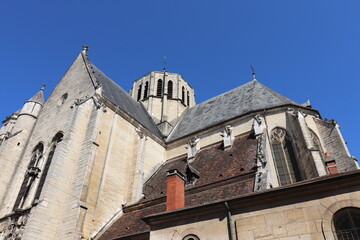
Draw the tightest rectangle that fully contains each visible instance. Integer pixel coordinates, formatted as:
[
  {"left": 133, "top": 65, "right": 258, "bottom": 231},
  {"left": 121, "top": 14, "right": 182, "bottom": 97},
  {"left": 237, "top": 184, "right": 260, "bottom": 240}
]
[{"left": 335, "top": 228, "right": 360, "bottom": 240}]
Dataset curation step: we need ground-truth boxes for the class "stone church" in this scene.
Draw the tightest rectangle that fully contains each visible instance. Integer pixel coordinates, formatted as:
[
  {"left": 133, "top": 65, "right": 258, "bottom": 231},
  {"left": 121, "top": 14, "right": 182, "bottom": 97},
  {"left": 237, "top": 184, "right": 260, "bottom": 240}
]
[{"left": 0, "top": 47, "right": 359, "bottom": 240}]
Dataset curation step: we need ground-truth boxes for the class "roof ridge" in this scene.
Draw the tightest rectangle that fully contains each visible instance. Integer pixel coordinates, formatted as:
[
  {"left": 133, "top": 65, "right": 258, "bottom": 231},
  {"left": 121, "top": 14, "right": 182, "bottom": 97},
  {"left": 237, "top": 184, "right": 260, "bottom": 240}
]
[{"left": 80, "top": 49, "right": 101, "bottom": 89}]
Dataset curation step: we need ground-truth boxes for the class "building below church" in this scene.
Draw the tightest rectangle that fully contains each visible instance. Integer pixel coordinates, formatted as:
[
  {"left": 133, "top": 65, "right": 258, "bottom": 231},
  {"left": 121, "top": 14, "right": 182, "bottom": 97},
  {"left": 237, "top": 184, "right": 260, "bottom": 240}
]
[{"left": 0, "top": 47, "right": 359, "bottom": 240}]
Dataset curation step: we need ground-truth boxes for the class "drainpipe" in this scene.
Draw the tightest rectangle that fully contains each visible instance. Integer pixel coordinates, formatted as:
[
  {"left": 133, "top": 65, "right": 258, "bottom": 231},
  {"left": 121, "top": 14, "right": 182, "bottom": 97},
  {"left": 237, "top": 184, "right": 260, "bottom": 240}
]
[{"left": 224, "top": 202, "right": 234, "bottom": 240}]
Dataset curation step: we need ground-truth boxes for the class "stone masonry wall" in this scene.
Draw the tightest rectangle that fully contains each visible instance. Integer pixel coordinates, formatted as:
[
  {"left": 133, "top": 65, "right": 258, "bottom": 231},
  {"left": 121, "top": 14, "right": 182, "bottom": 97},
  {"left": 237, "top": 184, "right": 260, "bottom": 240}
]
[{"left": 314, "top": 118, "right": 356, "bottom": 172}]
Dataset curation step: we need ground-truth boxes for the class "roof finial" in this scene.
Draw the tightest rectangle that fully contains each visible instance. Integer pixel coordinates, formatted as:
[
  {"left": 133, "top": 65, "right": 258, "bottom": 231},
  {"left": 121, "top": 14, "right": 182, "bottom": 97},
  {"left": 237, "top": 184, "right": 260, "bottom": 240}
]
[
  {"left": 306, "top": 96, "right": 311, "bottom": 105},
  {"left": 163, "top": 56, "right": 167, "bottom": 72},
  {"left": 82, "top": 45, "right": 89, "bottom": 52},
  {"left": 251, "top": 65, "right": 256, "bottom": 81},
  {"left": 40, "top": 84, "right": 46, "bottom": 91}
]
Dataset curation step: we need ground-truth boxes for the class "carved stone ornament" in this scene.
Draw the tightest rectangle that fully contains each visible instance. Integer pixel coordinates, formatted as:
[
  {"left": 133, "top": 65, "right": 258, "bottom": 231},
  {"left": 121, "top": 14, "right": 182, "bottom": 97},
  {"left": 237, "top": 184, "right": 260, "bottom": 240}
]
[
  {"left": 0, "top": 209, "right": 30, "bottom": 240},
  {"left": 254, "top": 130, "right": 269, "bottom": 191},
  {"left": 253, "top": 114, "right": 265, "bottom": 136},
  {"left": 220, "top": 125, "right": 234, "bottom": 149},
  {"left": 270, "top": 128, "right": 287, "bottom": 143},
  {"left": 186, "top": 136, "right": 200, "bottom": 160},
  {"left": 286, "top": 108, "right": 298, "bottom": 117}
]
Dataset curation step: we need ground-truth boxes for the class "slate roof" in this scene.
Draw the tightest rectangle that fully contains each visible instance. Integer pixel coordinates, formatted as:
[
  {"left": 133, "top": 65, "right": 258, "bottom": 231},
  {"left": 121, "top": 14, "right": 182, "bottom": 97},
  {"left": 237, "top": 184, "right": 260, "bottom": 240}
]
[
  {"left": 167, "top": 80, "right": 299, "bottom": 142},
  {"left": 98, "top": 133, "right": 257, "bottom": 240},
  {"left": 27, "top": 89, "right": 44, "bottom": 105},
  {"left": 90, "top": 64, "right": 163, "bottom": 139}
]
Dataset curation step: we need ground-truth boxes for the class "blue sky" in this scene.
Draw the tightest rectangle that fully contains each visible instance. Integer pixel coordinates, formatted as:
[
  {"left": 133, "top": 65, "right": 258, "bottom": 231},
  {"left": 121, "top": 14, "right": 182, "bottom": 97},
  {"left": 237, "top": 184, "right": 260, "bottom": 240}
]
[{"left": 1, "top": 1, "right": 359, "bottom": 158}]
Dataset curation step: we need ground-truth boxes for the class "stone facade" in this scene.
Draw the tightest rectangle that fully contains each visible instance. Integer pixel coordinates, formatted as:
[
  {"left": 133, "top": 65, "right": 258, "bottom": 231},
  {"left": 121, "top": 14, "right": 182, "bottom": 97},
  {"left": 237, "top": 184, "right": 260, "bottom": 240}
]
[{"left": 0, "top": 48, "right": 357, "bottom": 240}]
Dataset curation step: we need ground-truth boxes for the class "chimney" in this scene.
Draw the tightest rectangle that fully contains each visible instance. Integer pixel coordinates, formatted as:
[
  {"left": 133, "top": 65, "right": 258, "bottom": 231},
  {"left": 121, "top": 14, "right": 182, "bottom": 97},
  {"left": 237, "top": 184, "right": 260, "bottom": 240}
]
[{"left": 166, "top": 169, "right": 185, "bottom": 211}]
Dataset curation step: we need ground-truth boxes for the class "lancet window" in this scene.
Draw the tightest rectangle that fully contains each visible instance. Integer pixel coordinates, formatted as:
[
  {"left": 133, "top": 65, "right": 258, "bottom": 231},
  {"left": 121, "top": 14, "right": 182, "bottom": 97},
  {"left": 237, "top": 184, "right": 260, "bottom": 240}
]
[
  {"left": 157, "top": 79, "right": 163, "bottom": 97},
  {"left": 137, "top": 84, "right": 142, "bottom": 101},
  {"left": 13, "top": 143, "right": 44, "bottom": 210},
  {"left": 34, "top": 132, "right": 63, "bottom": 200},
  {"left": 143, "top": 81, "right": 149, "bottom": 99},
  {"left": 270, "top": 128, "right": 301, "bottom": 185},
  {"left": 167, "top": 80, "right": 173, "bottom": 99},
  {"left": 182, "top": 87, "right": 185, "bottom": 104},
  {"left": 187, "top": 91, "right": 190, "bottom": 106}
]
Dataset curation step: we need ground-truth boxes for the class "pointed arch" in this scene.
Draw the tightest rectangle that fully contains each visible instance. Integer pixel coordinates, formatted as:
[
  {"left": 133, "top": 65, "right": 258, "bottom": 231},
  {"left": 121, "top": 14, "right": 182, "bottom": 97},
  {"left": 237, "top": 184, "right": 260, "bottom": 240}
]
[
  {"left": 157, "top": 79, "right": 163, "bottom": 97},
  {"left": 187, "top": 91, "right": 190, "bottom": 106},
  {"left": 137, "top": 84, "right": 142, "bottom": 101},
  {"left": 270, "top": 128, "right": 301, "bottom": 185},
  {"left": 143, "top": 81, "right": 149, "bottom": 99},
  {"left": 182, "top": 87, "right": 185, "bottom": 105},
  {"left": 34, "top": 132, "right": 64, "bottom": 200},
  {"left": 13, "top": 142, "right": 44, "bottom": 210},
  {"left": 167, "top": 80, "right": 173, "bottom": 99}
]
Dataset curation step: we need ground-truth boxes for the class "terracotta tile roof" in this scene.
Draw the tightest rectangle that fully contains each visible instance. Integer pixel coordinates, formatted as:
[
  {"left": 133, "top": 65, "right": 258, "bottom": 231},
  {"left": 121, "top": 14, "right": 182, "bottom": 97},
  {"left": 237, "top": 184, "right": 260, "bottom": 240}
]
[
  {"left": 141, "top": 132, "right": 257, "bottom": 203},
  {"left": 97, "top": 132, "right": 257, "bottom": 240}
]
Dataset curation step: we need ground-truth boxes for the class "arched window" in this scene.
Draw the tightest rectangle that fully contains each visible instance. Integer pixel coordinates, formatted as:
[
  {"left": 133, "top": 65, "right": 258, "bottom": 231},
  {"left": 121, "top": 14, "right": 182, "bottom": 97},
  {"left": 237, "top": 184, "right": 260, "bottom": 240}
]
[
  {"left": 137, "top": 84, "right": 142, "bottom": 101},
  {"left": 182, "top": 87, "right": 185, "bottom": 104},
  {"left": 143, "top": 82, "right": 149, "bottom": 99},
  {"left": 182, "top": 234, "right": 200, "bottom": 240},
  {"left": 167, "top": 81, "right": 173, "bottom": 99},
  {"left": 270, "top": 128, "right": 301, "bottom": 185},
  {"left": 13, "top": 143, "right": 44, "bottom": 210},
  {"left": 187, "top": 91, "right": 190, "bottom": 106},
  {"left": 157, "top": 79, "right": 163, "bottom": 97},
  {"left": 334, "top": 207, "right": 360, "bottom": 239},
  {"left": 34, "top": 132, "right": 63, "bottom": 200}
]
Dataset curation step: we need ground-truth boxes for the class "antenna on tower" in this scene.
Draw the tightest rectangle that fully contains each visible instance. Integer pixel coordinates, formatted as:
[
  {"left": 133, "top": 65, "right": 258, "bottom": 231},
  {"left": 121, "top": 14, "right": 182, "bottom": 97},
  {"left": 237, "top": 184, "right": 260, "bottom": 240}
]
[
  {"left": 250, "top": 65, "right": 256, "bottom": 80},
  {"left": 163, "top": 56, "right": 167, "bottom": 72}
]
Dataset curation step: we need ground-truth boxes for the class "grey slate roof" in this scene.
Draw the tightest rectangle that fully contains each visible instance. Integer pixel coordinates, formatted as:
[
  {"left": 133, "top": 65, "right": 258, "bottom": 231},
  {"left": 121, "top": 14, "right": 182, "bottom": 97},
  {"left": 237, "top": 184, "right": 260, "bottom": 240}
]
[
  {"left": 91, "top": 65, "right": 163, "bottom": 139},
  {"left": 167, "top": 80, "right": 299, "bottom": 142},
  {"left": 28, "top": 89, "right": 44, "bottom": 105}
]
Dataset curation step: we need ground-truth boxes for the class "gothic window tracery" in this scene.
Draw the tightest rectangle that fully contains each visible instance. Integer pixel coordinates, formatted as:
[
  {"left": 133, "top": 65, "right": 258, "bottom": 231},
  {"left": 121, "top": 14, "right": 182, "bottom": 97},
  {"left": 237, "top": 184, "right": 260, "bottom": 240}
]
[
  {"left": 34, "top": 132, "right": 63, "bottom": 200},
  {"left": 270, "top": 128, "right": 301, "bottom": 186},
  {"left": 157, "top": 79, "right": 163, "bottom": 97},
  {"left": 13, "top": 143, "right": 44, "bottom": 210},
  {"left": 167, "top": 81, "right": 173, "bottom": 99}
]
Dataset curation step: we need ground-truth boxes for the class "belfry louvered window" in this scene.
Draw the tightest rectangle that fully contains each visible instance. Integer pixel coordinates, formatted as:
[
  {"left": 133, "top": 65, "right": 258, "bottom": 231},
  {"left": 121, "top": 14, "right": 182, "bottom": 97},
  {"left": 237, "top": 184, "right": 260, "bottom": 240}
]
[
  {"left": 13, "top": 143, "right": 44, "bottom": 210},
  {"left": 187, "top": 91, "right": 190, "bottom": 106},
  {"left": 143, "top": 82, "right": 149, "bottom": 99},
  {"left": 182, "top": 87, "right": 185, "bottom": 104},
  {"left": 157, "top": 79, "right": 163, "bottom": 97},
  {"left": 167, "top": 81, "right": 173, "bottom": 99},
  {"left": 270, "top": 128, "right": 301, "bottom": 185},
  {"left": 137, "top": 84, "right": 142, "bottom": 101}
]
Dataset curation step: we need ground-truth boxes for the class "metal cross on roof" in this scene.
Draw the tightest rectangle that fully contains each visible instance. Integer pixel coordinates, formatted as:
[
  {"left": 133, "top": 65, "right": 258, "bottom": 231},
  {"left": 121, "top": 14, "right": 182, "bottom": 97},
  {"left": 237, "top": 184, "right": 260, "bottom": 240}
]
[
  {"left": 251, "top": 65, "right": 256, "bottom": 80},
  {"left": 163, "top": 56, "right": 167, "bottom": 72}
]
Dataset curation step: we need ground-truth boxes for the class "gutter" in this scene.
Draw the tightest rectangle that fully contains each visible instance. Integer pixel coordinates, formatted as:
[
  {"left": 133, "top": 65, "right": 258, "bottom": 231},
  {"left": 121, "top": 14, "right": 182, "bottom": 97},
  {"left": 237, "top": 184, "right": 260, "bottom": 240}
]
[{"left": 224, "top": 202, "right": 234, "bottom": 240}]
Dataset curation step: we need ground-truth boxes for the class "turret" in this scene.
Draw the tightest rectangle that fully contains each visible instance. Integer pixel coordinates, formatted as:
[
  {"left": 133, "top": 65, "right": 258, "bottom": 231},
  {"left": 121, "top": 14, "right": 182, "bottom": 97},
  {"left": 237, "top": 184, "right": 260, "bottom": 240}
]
[
  {"left": 130, "top": 71, "right": 195, "bottom": 136},
  {"left": 12, "top": 85, "right": 45, "bottom": 133}
]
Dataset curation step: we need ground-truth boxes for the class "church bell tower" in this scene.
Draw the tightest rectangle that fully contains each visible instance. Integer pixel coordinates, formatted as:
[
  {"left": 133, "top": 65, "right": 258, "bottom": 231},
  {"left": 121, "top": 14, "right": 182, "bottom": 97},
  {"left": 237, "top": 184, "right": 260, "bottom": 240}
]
[{"left": 130, "top": 70, "right": 195, "bottom": 136}]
